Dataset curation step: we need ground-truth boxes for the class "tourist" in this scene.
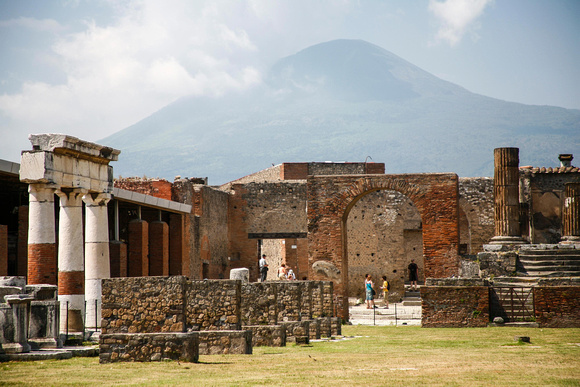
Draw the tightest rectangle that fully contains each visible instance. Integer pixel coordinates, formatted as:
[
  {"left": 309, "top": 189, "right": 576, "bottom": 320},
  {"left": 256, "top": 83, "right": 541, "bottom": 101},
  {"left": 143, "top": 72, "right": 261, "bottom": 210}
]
[
  {"left": 408, "top": 259, "right": 419, "bottom": 291},
  {"left": 365, "top": 274, "right": 376, "bottom": 309},
  {"left": 259, "top": 254, "right": 268, "bottom": 282},
  {"left": 286, "top": 266, "right": 296, "bottom": 280},
  {"left": 278, "top": 264, "right": 287, "bottom": 280},
  {"left": 380, "top": 275, "right": 389, "bottom": 309}
]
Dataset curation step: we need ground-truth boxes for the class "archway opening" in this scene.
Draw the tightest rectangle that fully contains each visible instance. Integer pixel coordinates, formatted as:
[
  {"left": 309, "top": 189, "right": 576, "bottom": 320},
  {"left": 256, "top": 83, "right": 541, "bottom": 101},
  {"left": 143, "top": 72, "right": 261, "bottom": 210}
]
[{"left": 345, "top": 189, "right": 423, "bottom": 305}]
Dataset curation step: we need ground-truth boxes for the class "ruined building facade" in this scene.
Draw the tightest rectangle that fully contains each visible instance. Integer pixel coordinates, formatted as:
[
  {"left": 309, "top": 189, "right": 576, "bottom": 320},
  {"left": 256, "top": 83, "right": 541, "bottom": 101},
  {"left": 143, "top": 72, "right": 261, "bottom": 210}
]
[{"left": 1, "top": 135, "right": 579, "bottom": 326}]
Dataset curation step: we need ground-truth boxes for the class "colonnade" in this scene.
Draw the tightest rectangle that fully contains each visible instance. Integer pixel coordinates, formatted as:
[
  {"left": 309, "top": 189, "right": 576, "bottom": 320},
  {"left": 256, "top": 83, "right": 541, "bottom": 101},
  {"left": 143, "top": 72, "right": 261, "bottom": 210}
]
[{"left": 21, "top": 134, "right": 119, "bottom": 332}]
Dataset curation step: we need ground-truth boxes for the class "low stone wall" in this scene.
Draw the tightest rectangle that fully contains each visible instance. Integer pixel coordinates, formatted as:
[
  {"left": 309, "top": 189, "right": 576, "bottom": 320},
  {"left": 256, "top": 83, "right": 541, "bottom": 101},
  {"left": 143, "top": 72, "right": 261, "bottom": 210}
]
[
  {"left": 421, "top": 286, "right": 490, "bottom": 328},
  {"left": 187, "top": 280, "right": 241, "bottom": 331},
  {"left": 243, "top": 325, "right": 286, "bottom": 347},
  {"left": 197, "top": 330, "right": 252, "bottom": 355},
  {"left": 241, "top": 282, "right": 277, "bottom": 325},
  {"left": 534, "top": 286, "right": 580, "bottom": 328},
  {"left": 99, "top": 332, "right": 199, "bottom": 363},
  {"left": 331, "top": 317, "right": 342, "bottom": 336},
  {"left": 101, "top": 276, "right": 187, "bottom": 334},
  {"left": 281, "top": 321, "right": 310, "bottom": 344}
]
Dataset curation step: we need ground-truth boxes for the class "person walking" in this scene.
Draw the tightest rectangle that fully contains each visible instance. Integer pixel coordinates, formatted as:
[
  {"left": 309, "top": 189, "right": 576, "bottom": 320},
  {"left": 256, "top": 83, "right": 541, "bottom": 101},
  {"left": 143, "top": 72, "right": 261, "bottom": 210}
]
[
  {"left": 408, "top": 259, "right": 419, "bottom": 291},
  {"left": 259, "top": 254, "right": 269, "bottom": 282},
  {"left": 380, "top": 275, "right": 389, "bottom": 309},
  {"left": 278, "top": 264, "right": 287, "bottom": 280},
  {"left": 365, "top": 274, "right": 376, "bottom": 309}
]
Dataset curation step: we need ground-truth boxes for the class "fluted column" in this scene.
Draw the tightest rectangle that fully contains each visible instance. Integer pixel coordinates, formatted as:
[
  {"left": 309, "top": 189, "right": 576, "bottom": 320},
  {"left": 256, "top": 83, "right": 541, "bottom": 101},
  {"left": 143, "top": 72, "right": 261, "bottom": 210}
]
[
  {"left": 83, "top": 193, "right": 111, "bottom": 330},
  {"left": 561, "top": 182, "right": 580, "bottom": 244},
  {"left": 56, "top": 189, "right": 86, "bottom": 332},
  {"left": 490, "top": 148, "right": 526, "bottom": 245},
  {"left": 27, "top": 184, "right": 57, "bottom": 285}
]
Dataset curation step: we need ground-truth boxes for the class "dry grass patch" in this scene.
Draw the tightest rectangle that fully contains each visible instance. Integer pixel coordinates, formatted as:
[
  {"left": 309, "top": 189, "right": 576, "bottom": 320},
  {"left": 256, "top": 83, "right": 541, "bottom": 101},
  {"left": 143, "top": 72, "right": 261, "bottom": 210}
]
[{"left": 0, "top": 325, "right": 578, "bottom": 386}]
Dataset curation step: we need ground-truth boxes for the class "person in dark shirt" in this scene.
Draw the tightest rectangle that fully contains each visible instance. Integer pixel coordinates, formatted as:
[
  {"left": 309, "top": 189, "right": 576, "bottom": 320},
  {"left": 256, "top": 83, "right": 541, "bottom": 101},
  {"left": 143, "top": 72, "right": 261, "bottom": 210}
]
[{"left": 408, "top": 259, "right": 419, "bottom": 291}]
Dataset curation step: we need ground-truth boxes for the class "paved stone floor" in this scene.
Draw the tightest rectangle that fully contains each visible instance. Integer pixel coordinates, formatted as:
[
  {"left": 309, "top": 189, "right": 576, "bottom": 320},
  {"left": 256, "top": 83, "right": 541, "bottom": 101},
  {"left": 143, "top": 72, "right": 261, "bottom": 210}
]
[{"left": 348, "top": 299, "right": 422, "bottom": 326}]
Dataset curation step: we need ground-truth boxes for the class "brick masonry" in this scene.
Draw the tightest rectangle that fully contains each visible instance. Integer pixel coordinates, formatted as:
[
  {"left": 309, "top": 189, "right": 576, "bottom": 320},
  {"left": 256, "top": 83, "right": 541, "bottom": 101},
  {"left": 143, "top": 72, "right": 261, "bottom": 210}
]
[
  {"left": 534, "top": 286, "right": 580, "bottom": 327},
  {"left": 149, "top": 221, "right": 169, "bottom": 276},
  {"left": 307, "top": 173, "right": 460, "bottom": 319},
  {"left": 57, "top": 270, "right": 84, "bottom": 294},
  {"left": 128, "top": 219, "right": 148, "bottom": 277},
  {"left": 421, "top": 286, "right": 490, "bottom": 327},
  {"left": 27, "top": 243, "right": 57, "bottom": 285}
]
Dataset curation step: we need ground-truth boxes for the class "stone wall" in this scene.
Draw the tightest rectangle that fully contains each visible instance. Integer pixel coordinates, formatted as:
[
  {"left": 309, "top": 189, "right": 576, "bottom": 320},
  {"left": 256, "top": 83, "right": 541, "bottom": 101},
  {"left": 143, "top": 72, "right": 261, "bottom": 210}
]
[
  {"left": 476, "top": 251, "right": 517, "bottom": 278},
  {"left": 458, "top": 178, "right": 494, "bottom": 254},
  {"left": 346, "top": 190, "right": 422, "bottom": 299},
  {"left": 197, "top": 330, "right": 252, "bottom": 355},
  {"left": 99, "top": 332, "right": 199, "bottom": 363},
  {"left": 421, "top": 283, "right": 490, "bottom": 327},
  {"left": 241, "top": 282, "right": 277, "bottom": 325},
  {"left": 534, "top": 286, "right": 580, "bottom": 327},
  {"left": 520, "top": 168, "right": 580, "bottom": 243},
  {"left": 101, "top": 276, "right": 187, "bottom": 334},
  {"left": 186, "top": 280, "right": 241, "bottom": 331}
]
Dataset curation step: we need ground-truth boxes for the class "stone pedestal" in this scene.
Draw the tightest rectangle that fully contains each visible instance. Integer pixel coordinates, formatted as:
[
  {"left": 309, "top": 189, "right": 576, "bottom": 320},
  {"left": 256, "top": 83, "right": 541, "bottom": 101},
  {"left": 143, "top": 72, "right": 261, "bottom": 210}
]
[
  {"left": 3, "top": 294, "right": 34, "bottom": 353},
  {"left": 561, "top": 183, "right": 580, "bottom": 244},
  {"left": 230, "top": 268, "right": 249, "bottom": 282},
  {"left": 489, "top": 148, "right": 526, "bottom": 245}
]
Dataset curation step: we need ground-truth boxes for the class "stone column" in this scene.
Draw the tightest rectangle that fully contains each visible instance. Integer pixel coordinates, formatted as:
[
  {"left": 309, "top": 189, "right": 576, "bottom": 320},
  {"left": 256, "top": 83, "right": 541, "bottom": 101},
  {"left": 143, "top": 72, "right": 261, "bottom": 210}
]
[
  {"left": 56, "top": 189, "right": 86, "bottom": 332},
  {"left": 489, "top": 148, "right": 526, "bottom": 245},
  {"left": 561, "top": 182, "right": 580, "bottom": 244},
  {"left": 83, "top": 193, "right": 111, "bottom": 330},
  {"left": 27, "top": 184, "right": 57, "bottom": 285}
]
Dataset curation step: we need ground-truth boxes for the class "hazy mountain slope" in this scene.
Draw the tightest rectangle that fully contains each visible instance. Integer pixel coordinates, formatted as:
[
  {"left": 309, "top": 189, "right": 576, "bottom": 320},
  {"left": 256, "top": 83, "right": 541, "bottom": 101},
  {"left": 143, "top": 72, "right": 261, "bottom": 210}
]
[{"left": 101, "top": 39, "right": 580, "bottom": 184}]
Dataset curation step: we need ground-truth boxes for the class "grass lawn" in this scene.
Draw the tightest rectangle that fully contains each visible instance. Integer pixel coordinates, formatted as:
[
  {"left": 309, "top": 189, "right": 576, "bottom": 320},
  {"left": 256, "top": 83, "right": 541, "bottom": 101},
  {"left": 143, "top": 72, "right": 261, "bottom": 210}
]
[{"left": 1, "top": 325, "right": 579, "bottom": 386}]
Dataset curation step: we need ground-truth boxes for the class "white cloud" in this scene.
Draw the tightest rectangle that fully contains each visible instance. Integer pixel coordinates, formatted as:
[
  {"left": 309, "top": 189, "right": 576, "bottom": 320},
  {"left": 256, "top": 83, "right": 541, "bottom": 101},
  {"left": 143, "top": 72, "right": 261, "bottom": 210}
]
[{"left": 429, "top": 0, "right": 493, "bottom": 46}]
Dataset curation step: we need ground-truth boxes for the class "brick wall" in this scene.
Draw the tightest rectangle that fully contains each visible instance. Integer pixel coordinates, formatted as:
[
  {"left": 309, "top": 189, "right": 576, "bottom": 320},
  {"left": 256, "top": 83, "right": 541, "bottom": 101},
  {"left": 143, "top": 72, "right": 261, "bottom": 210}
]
[
  {"left": 114, "top": 178, "right": 173, "bottom": 200},
  {"left": 421, "top": 286, "right": 490, "bottom": 327},
  {"left": 149, "top": 221, "right": 169, "bottom": 276},
  {"left": 281, "top": 163, "right": 309, "bottom": 180},
  {"left": 109, "top": 241, "right": 127, "bottom": 277},
  {"left": 128, "top": 219, "right": 148, "bottom": 277},
  {"left": 307, "top": 173, "right": 460, "bottom": 319},
  {"left": 534, "top": 286, "right": 580, "bottom": 327}
]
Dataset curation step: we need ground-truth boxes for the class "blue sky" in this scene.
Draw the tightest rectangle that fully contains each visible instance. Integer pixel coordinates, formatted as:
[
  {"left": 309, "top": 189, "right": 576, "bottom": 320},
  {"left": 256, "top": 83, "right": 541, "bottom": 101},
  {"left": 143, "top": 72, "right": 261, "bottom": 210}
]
[{"left": 1, "top": 0, "right": 579, "bottom": 162}]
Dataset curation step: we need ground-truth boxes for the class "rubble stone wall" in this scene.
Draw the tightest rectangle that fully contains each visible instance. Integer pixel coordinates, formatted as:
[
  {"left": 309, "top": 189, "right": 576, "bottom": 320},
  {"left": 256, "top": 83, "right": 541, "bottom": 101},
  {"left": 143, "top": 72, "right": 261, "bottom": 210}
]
[
  {"left": 186, "top": 280, "right": 241, "bottom": 331},
  {"left": 99, "top": 332, "right": 199, "bottom": 363},
  {"left": 458, "top": 178, "right": 494, "bottom": 254},
  {"left": 197, "top": 330, "right": 252, "bottom": 355}
]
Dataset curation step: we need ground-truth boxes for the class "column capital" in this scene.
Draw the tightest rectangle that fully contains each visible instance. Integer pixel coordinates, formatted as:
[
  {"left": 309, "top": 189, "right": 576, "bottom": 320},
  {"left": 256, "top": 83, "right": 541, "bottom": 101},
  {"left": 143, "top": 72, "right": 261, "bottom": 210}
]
[
  {"left": 83, "top": 192, "right": 112, "bottom": 206},
  {"left": 28, "top": 183, "right": 58, "bottom": 200},
  {"left": 56, "top": 188, "right": 88, "bottom": 200}
]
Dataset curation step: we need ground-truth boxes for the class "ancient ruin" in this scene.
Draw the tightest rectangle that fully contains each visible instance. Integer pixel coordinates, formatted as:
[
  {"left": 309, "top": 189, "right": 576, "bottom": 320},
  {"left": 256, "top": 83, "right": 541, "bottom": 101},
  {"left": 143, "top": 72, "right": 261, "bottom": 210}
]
[{"left": 1, "top": 134, "right": 579, "bottom": 361}]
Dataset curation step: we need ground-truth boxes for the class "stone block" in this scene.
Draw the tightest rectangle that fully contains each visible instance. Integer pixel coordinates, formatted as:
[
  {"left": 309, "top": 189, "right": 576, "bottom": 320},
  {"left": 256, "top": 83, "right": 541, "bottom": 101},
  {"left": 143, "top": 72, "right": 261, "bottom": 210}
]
[
  {"left": 99, "top": 332, "right": 198, "bottom": 363},
  {"left": 196, "top": 330, "right": 252, "bottom": 355}
]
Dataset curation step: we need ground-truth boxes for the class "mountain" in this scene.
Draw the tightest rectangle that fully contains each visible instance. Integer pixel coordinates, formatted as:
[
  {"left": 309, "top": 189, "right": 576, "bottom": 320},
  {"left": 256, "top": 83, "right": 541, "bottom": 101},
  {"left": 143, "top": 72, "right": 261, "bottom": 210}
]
[{"left": 101, "top": 39, "right": 580, "bottom": 184}]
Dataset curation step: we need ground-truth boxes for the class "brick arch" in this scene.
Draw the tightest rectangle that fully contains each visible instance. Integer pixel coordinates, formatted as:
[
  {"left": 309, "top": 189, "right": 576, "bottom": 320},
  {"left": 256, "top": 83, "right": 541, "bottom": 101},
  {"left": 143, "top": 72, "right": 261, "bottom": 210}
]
[{"left": 307, "top": 173, "right": 460, "bottom": 320}]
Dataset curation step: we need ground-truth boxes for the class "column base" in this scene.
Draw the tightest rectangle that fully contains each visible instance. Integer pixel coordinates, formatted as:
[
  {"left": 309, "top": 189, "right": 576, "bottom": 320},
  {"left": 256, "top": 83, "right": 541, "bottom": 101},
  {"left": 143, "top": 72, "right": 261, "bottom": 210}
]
[
  {"left": 487, "top": 236, "right": 528, "bottom": 245},
  {"left": 560, "top": 236, "right": 580, "bottom": 245},
  {"left": 2, "top": 342, "right": 31, "bottom": 354}
]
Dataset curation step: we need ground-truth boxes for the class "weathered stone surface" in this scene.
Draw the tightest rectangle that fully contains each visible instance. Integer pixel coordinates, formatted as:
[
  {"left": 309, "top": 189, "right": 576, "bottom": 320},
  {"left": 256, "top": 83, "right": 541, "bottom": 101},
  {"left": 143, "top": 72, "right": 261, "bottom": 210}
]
[
  {"left": 421, "top": 286, "right": 489, "bottom": 328},
  {"left": 534, "top": 286, "right": 580, "bottom": 327},
  {"left": 187, "top": 280, "right": 241, "bottom": 331},
  {"left": 243, "top": 325, "right": 286, "bottom": 347},
  {"left": 99, "top": 332, "right": 199, "bottom": 363},
  {"left": 197, "top": 330, "right": 252, "bottom": 355}
]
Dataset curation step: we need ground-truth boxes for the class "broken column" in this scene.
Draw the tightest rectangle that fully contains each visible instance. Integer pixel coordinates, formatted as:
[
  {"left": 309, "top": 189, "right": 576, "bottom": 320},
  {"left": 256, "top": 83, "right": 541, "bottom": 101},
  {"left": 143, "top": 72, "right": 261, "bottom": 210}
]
[
  {"left": 26, "top": 184, "right": 57, "bottom": 285},
  {"left": 489, "top": 147, "right": 526, "bottom": 245},
  {"left": 561, "top": 182, "right": 580, "bottom": 244}
]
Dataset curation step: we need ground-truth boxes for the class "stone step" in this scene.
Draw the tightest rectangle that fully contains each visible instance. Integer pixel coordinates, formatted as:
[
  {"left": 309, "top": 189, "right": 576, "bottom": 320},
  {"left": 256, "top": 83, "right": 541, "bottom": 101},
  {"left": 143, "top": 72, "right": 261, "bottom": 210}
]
[
  {"left": 524, "top": 270, "right": 580, "bottom": 277},
  {"left": 518, "top": 250, "right": 580, "bottom": 257},
  {"left": 519, "top": 258, "right": 580, "bottom": 266},
  {"left": 493, "top": 277, "right": 539, "bottom": 286}
]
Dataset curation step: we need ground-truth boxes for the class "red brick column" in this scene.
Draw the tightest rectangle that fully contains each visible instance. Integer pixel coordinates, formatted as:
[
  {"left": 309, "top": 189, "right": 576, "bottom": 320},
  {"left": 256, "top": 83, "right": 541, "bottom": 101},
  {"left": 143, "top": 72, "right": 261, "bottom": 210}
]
[
  {"left": 562, "top": 182, "right": 580, "bottom": 243},
  {"left": 109, "top": 241, "right": 127, "bottom": 277},
  {"left": 149, "top": 220, "right": 169, "bottom": 276},
  {"left": 27, "top": 184, "right": 57, "bottom": 285},
  {"left": 169, "top": 213, "right": 185, "bottom": 276},
  {"left": 0, "top": 225, "right": 7, "bottom": 276},
  {"left": 128, "top": 219, "right": 148, "bottom": 277}
]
